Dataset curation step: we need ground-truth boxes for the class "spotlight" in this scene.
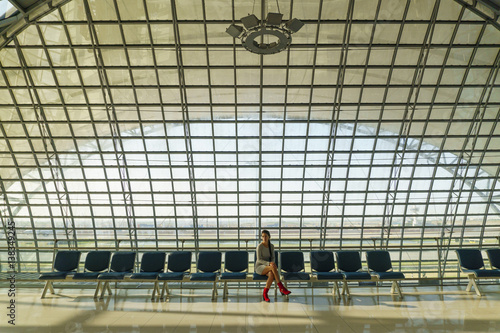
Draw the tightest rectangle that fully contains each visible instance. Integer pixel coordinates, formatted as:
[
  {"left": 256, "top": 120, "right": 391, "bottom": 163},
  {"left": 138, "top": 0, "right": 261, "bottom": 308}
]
[
  {"left": 285, "top": 18, "right": 304, "bottom": 33},
  {"left": 241, "top": 14, "right": 260, "bottom": 29},
  {"left": 226, "top": 24, "right": 244, "bottom": 38},
  {"left": 266, "top": 12, "right": 283, "bottom": 26},
  {"left": 225, "top": 11, "right": 304, "bottom": 55}
]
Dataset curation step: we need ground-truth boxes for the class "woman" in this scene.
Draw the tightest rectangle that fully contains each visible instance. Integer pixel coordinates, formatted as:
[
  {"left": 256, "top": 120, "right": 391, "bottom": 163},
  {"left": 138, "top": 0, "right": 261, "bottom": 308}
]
[{"left": 255, "top": 229, "right": 291, "bottom": 302}]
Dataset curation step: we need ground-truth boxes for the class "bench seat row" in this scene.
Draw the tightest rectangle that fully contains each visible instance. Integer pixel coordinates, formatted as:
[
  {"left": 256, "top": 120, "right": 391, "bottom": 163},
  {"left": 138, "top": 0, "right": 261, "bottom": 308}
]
[
  {"left": 39, "top": 249, "right": 408, "bottom": 300},
  {"left": 39, "top": 248, "right": 500, "bottom": 300},
  {"left": 455, "top": 249, "right": 500, "bottom": 297}
]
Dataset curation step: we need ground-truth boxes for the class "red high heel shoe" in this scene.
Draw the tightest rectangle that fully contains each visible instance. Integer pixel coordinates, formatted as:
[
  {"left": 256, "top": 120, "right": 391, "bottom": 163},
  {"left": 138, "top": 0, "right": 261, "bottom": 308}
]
[
  {"left": 278, "top": 282, "right": 291, "bottom": 296},
  {"left": 263, "top": 287, "right": 270, "bottom": 302}
]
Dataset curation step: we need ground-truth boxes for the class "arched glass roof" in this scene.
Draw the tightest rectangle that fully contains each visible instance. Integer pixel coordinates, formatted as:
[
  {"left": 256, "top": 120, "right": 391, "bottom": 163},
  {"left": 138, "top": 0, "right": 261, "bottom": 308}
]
[{"left": 0, "top": 0, "right": 499, "bottom": 278}]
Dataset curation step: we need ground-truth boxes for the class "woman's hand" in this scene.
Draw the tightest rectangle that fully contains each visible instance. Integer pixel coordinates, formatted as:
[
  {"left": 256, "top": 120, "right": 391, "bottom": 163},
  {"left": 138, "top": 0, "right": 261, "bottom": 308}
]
[{"left": 270, "top": 262, "right": 277, "bottom": 269}]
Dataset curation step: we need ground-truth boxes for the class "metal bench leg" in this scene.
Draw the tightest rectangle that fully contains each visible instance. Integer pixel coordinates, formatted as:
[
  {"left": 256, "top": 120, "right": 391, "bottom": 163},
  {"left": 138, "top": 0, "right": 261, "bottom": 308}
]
[
  {"left": 151, "top": 281, "right": 159, "bottom": 300},
  {"left": 93, "top": 281, "right": 101, "bottom": 299},
  {"left": 333, "top": 281, "right": 341, "bottom": 298},
  {"left": 343, "top": 281, "right": 351, "bottom": 298},
  {"left": 48, "top": 282, "right": 55, "bottom": 294},
  {"left": 223, "top": 282, "right": 228, "bottom": 299},
  {"left": 160, "top": 281, "right": 167, "bottom": 300},
  {"left": 212, "top": 281, "right": 217, "bottom": 301},
  {"left": 391, "top": 281, "right": 403, "bottom": 298},
  {"left": 156, "top": 283, "right": 161, "bottom": 298},
  {"left": 99, "top": 282, "right": 108, "bottom": 299},
  {"left": 471, "top": 278, "right": 483, "bottom": 297},
  {"left": 41, "top": 281, "right": 52, "bottom": 299},
  {"left": 466, "top": 278, "right": 474, "bottom": 292},
  {"left": 396, "top": 281, "right": 403, "bottom": 298},
  {"left": 106, "top": 283, "right": 112, "bottom": 295}
]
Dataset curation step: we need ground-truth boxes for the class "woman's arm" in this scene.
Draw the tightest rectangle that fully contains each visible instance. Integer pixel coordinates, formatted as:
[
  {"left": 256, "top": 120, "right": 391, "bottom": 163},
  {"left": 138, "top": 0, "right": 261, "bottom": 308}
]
[{"left": 270, "top": 244, "right": 275, "bottom": 264}]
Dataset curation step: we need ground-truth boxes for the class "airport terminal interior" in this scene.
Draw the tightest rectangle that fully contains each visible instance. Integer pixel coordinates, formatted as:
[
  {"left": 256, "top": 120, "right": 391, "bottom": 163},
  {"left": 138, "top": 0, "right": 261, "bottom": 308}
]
[{"left": 0, "top": 0, "right": 500, "bottom": 331}]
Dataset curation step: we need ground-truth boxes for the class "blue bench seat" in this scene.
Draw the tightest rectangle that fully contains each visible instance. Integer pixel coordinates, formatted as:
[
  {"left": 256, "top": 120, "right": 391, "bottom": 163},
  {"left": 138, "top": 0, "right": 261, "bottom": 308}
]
[
  {"left": 190, "top": 272, "right": 217, "bottom": 281},
  {"left": 367, "top": 251, "right": 405, "bottom": 298},
  {"left": 158, "top": 272, "right": 186, "bottom": 281},
  {"left": 221, "top": 272, "right": 247, "bottom": 280},
  {"left": 315, "top": 272, "right": 343, "bottom": 280},
  {"left": 39, "top": 251, "right": 81, "bottom": 298}
]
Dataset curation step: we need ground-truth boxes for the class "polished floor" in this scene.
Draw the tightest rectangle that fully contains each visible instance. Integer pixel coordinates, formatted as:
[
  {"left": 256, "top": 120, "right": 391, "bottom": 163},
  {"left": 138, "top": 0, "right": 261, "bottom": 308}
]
[{"left": 1, "top": 284, "right": 499, "bottom": 333}]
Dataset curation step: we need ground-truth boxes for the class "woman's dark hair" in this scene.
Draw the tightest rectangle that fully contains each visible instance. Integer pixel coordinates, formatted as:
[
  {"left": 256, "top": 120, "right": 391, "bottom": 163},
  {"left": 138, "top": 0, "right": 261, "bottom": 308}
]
[{"left": 261, "top": 230, "right": 272, "bottom": 260}]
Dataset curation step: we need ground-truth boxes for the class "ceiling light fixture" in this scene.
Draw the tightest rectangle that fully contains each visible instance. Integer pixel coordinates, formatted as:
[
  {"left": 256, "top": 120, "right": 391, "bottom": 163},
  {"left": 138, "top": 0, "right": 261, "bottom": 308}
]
[{"left": 226, "top": 1, "right": 304, "bottom": 55}]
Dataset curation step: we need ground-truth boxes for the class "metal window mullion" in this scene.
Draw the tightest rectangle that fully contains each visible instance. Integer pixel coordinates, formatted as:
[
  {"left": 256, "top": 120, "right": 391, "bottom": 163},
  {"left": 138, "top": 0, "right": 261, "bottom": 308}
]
[
  {"left": 257, "top": 0, "right": 265, "bottom": 247},
  {"left": 6, "top": 81, "right": 500, "bottom": 90},
  {"left": 436, "top": 22, "right": 488, "bottom": 274},
  {"left": 83, "top": 0, "right": 138, "bottom": 249},
  {"left": 42, "top": 12, "right": 99, "bottom": 248},
  {"left": 452, "top": 77, "right": 500, "bottom": 249},
  {"left": 34, "top": 24, "right": 85, "bottom": 248},
  {"left": 0, "top": 120, "right": 41, "bottom": 272},
  {"left": 382, "top": 0, "right": 441, "bottom": 249},
  {"left": 4, "top": 101, "right": 500, "bottom": 109},
  {"left": 374, "top": 0, "right": 411, "bottom": 246},
  {"left": 392, "top": 1, "right": 446, "bottom": 263},
  {"left": 472, "top": 112, "right": 500, "bottom": 246},
  {"left": 0, "top": 59, "right": 62, "bottom": 271},
  {"left": 397, "top": 2, "right": 473, "bottom": 269},
  {"left": 441, "top": 50, "right": 500, "bottom": 270},
  {"left": 142, "top": 0, "right": 180, "bottom": 250},
  {"left": 477, "top": 155, "right": 500, "bottom": 247},
  {"left": 29, "top": 17, "right": 497, "bottom": 26},
  {"left": 354, "top": 0, "right": 382, "bottom": 250},
  {"left": 321, "top": 0, "right": 354, "bottom": 249},
  {"left": 298, "top": 0, "right": 323, "bottom": 250},
  {"left": 4, "top": 63, "right": 499, "bottom": 71},
  {"left": 170, "top": 0, "right": 199, "bottom": 252},
  {"left": 229, "top": 0, "right": 244, "bottom": 249},
  {"left": 12, "top": 37, "right": 78, "bottom": 247},
  {"left": 5, "top": 131, "right": 500, "bottom": 141},
  {"left": 7, "top": 41, "right": 499, "bottom": 50},
  {"left": 77, "top": 8, "right": 125, "bottom": 249},
  {"left": 277, "top": 0, "right": 295, "bottom": 252},
  {"left": 111, "top": 0, "right": 141, "bottom": 252},
  {"left": 200, "top": 0, "right": 220, "bottom": 250},
  {"left": 113, "top": 0, "right": 155, "bottom": 256}
]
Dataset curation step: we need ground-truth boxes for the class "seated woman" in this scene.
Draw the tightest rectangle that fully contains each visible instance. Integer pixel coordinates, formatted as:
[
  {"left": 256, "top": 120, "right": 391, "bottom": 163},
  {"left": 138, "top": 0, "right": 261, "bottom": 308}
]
[{"left": 255, "top": 229, "right": 291, "bottom": 302}]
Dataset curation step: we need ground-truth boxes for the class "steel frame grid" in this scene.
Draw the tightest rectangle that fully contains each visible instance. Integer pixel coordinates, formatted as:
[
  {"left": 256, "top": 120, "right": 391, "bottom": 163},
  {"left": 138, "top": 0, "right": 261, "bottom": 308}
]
[
  {"left": 0, "top": 0, "right": 499, "bottom": 277},
  {"left": 440, "top": 50, "right": 500, "bottom": 275},
  {"left": 404, "top": 6, "right": 469, "bottom": 276},
  {"left": 382, "top": 0, "right": 441, "bottom": 251},
  {"left": 350, "top": 0, "right": 382, "bottom": 253},
  {"left": 140, "top": 0, "right": 179, "bottom": 251},
  {"left": 82, "top": 0, "right": 139, "bottom": 254},
  {"left": 170, "top": 0, "right": 201, "bottom": 254},
  {"left": 13, "top": 32, "right": 79, "bottom": 248},
  {"left": 429, "top": 20, "right": 494, "bottom": 277}
]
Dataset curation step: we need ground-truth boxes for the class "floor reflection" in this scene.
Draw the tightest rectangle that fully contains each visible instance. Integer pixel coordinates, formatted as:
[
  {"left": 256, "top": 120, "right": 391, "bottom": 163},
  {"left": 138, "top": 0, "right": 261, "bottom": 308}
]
[{"left": 1, "top": 285, "right": 499, "bottom": 332}]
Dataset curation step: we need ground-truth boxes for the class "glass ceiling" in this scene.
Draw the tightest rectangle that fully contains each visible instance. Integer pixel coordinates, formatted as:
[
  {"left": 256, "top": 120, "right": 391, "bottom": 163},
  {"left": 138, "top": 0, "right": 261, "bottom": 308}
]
[
  {"left": 0, "top": 0, "right": 499, "bottom": 279},
  {"left": 0, "top": 0, "right": 16, "bottom": 20}
]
